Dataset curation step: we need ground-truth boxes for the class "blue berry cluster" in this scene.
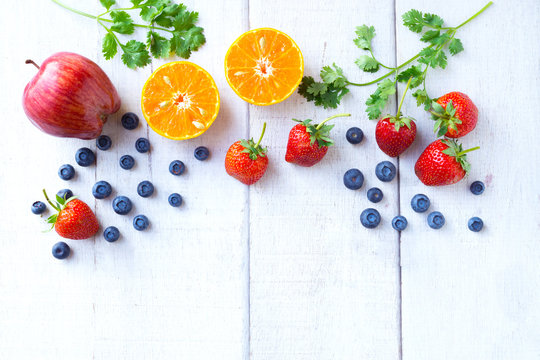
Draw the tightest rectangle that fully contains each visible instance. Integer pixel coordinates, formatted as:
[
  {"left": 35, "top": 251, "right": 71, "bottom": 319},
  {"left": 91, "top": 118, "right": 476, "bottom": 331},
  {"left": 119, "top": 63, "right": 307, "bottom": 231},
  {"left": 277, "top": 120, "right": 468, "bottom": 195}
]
[{"left": 32, "top": 112, "right": 209, "bottom": 260}]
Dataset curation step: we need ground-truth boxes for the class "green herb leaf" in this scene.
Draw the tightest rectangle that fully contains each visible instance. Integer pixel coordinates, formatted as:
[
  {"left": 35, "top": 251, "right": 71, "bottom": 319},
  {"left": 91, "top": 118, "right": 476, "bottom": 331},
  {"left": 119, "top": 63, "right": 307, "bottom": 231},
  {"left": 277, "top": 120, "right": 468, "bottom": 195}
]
[
  {"left": 170, "top": 26, "right": 205, "bottom": 58},
  {"left": 100, "top": 0, "right": 116, "bottom": 11},
  {"left": 423, "top": 13, "right": 444, "bottom": 29},
  {"left": 402, "top": 9, "right": 424, "bottom": 33},
  {"left": 102, "top": 33, "right": 118, "bottom": 60},
  {"left": 396, "top": 65, "right": 424, "bottom": 87},
  {"left": 355, "top": 55, "right": 379, "bottom": 73},
  {"left": 418, "top": 47, "right": 447, "bottom": 69},
  {"left": 420, "top": 30, "right": 441, "bottom": 43},
  {"left": 121, "top": 40, "right": 151, "bottom": 69},
  {"left": 449, "top": 38, "right": 464, "bottom": 55},
  {"left": 110, "top": 10, "right": 134, "bottom": 34},
  {"left": 306, "top": 82, "right": 328, "bottom": 96},
  {"left": 147, "top": 30, "right": 170, "bottom": 58},
  {"left": 354, "top": 25, "right": 376, "bottom": 50},
  {"left": 320, "top": 63, "right": 347, "bottom": 87},
  {"left": 412, "top": 89, "right": 431, "bottom": 110},
  {"left": 172, "top": 7, "right": 199, "bottom": 32},
  {"left": 365, "top": 78, "right": 396, "bottom": 120},
  {"left": 130, "top": 0, "right": 143, "bottom": 5}
]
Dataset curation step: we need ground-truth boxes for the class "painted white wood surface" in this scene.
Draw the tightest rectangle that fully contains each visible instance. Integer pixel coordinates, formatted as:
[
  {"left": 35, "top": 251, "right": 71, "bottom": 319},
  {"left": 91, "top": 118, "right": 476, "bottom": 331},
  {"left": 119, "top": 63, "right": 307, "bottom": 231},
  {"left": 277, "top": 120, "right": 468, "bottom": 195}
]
[{"left": 0, "top": 1, "right": 538, "bottom": 360}]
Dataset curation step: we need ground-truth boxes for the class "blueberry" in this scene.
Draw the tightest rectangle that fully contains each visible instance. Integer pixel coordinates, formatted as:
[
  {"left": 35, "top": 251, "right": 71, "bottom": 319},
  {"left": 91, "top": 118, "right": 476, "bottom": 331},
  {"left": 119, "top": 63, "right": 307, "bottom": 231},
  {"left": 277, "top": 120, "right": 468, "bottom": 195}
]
[
  {"left": 92, "top": 181, "right": 112, "bottom": 199},
  {"left": 194, "top": 146, "right": 210, "bottom": 161},
  {"left": 119, "top": 155, "right": 135, "bottom": 170},
  {"left": 112, "top": 196, "right": 132, "bottom": 215},
  {"left": 168, "top": 193, "right": 183, "bottom": 207},
  {"left": 427, "top": 211, "right": 445, "bottom": 229},
  {"left": 121, "top": 112, "right": 139, "bottom": 130},
  {"left": 169, "top": 160, "right": 185, "bottom": 176},
  {"left": 58, "top": 164, "right": 75, "bottom": 181},
  {"left": 52, "top": 241, "right": 70, "bottom": 260},
  {"left": 57, "top": 189, "right": 73, "bottom": 201},
  {"left": 367, "top": 187, "right": 383, "bottom": 203},
  {"left": 470, "top": 181, "right": 485, "bottom": 195},
  {"left": 411, "top": 194, "right": 430, "bottom": 213},
  {"left": 375, "top": 161, "right": 396, "bottom": 182},
  {"left": 31, "top": 201, "right": 46, "bottom": 215},
  {"left": 103, "top": 226, "right": 120, "bottom": 242},
  {"left": 468, "top": 217, "right": 484, "bottom": 232},
  {"left": 137, "top": 180, "right": 154, "bottom": 198},
  {"left": 360, "top": 208, "right": 381, "bottom": 229},
  {"left": 392, "top": 215, "right": 408, "bottom": 231},
  {"left": 346, "top": 127, "right": 364, "bottom": 144},
  {"left": 133, "top": 215, "right": 149, "bottom": 231},
  {"left": 343, "top": 169, "right": 364, "bottom": 190},
  {"left": 96, "top": 135, "right": 112, "bottom": 151},
  {"left": 75, "top": 147, "right": 95, "bottom": 167},
  {"left": 135, "top": 138, "right": 150, "bottom": 153}
]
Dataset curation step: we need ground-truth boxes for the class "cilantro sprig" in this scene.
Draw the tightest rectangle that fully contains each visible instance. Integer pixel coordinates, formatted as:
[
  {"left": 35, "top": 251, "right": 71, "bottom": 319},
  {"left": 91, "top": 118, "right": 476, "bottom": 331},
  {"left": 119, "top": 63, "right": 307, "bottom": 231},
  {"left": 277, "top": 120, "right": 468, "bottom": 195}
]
[
  {"left": 52, "top": 0, "right": 206, "bottom": 69},
  {"left": 298, "top": 2, "right": 493, "bottom": 119}
]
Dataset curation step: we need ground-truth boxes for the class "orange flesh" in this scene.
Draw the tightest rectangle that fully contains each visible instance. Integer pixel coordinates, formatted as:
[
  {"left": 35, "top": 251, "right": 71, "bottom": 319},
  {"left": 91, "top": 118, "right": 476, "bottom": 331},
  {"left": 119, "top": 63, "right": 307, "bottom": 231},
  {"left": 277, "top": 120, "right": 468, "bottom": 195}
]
[
  {"left": 225, "top": 28, "right": 304, "bottom": 105},
  {"left": 141, "top": 62, "right": 220, "bottom": 140}
]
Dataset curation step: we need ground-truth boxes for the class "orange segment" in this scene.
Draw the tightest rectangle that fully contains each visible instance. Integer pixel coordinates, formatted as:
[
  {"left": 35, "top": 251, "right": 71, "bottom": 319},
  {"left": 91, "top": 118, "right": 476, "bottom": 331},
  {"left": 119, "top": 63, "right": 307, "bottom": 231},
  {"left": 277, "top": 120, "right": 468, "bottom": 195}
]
[
  {"left": 141, "top": 61, "right": 220, "bottom": 140},
  {"left": 224, "top": 28, "right": 304, "bottom": 106}
]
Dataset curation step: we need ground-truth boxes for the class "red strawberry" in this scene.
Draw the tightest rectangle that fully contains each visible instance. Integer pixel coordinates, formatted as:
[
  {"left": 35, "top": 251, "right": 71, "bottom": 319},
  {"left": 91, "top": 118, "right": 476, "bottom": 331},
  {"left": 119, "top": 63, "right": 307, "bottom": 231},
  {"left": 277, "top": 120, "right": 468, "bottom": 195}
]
[
  {"left": 285, "top": 113, "right": 350, "bottom": 167},
  {"left": 43, "top": 190, "right": 99, "bottom": 239},
  {"left": 376, "top": 117, "right": 416, "bottom": 157},
  {"left": 375, "top": 77, "right": 416, "bottom": 157},
  {"left": 225, "top": 122, "right": 269, "bottom": 185},
  {"left": 414, "top": 139, "right": 479, "bottom": 186},
  {"left": 431, "top": 92, "right": 478, "bottom": 138}
]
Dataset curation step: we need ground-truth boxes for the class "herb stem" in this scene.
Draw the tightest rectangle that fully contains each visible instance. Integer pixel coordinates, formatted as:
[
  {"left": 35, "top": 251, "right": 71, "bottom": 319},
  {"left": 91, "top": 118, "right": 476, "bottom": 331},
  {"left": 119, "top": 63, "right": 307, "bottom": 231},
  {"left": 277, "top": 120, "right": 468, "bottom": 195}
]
[
  {"left": 396, "top": 77, "right": 413, "bottom": 118},
  {"left": 455, "top": 1, "right": 493, "bottom": 30},
  {"left": 255, "top": 122, "right": 267, "bottom": 148},
  {"left": 346, "top": 45, "right": 434, "bottom": 87},
  {"left": 369, "top": 49, "right": 393, "bottom": 70},
  {"left": 316, "top": 113, "right": 351, "bottom": 130},
  {"left": 98, "top": 21, "right": 125, "bottom": 50},
  {"left": 51, "top": 0, "right": 97, "bottom": 20}
]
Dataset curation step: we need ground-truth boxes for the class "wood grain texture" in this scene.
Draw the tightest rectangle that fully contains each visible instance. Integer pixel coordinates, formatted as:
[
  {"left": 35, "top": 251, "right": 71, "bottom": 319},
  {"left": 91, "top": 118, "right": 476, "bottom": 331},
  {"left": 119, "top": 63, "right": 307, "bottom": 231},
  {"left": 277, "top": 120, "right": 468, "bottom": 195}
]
[
  {"left": 248, "top": 1, "right": 401, "bottom": 359},
  {"left": 395, "top": 1, "right": 540, "bottom": 359}
]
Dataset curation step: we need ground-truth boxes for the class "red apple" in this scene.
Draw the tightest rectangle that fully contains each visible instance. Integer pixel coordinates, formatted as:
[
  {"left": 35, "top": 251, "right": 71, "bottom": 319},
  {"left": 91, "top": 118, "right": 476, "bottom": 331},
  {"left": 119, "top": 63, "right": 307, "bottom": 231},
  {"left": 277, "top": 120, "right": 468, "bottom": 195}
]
[{"left": 22, "top": 52, "right": 121, "bottom": 140}]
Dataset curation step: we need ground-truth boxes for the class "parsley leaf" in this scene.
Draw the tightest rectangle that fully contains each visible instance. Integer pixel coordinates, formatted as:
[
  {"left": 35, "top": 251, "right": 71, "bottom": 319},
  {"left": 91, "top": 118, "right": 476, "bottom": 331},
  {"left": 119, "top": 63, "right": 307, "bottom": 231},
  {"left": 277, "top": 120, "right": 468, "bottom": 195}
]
[
  {"left": 298, "top": 76, "right": 349, "bottom": 109},
  {"left": 102, "top": 33, "right": 118, "bottom": 60},
  {"left": 418, "top": 47, "right": 448, "bottom": 69},
  {"left": 306, "top": 82, "right": 328, "bottom": 96},
  {"left": 354, "top": 25, "right": 376, "bottom": 50},
  {"left": 402, "top": 9, "right": 424, "bottom": 33},
  {"left": 365, "top": 79, "right": 396, "bottom": 119},
  {"left": 355, "top": 55, "right": 379, "bottom": 73},
  {"left": 121, "top": 40, "right": 151, "bottom": 69},
  {"left": 396, "top": 65, "right": 424, "bottom": 87},
  {"left": 172, "top": 7, "right": 199, "bottom": 32},
  {"left": 449, "top": 38, "right": 464, "bottom": 55},
  {"left": 100, "top": 0, "right": 116, "bottom": 10},
  {"left": 423, "top": 13, "right": 444, "bottom": 28},
  {"left": 412, "top": 89, "right": 431, "bottom": 110},
  {"left": 110, "top": 10, "right": 134, "bottom": 35},
  {"left": 170, "top": 26, "right": 205, "bottom": 58},
  {"left": 147, "top": 30, "right": 170, "bottom": 58},
  {"left": 321, "top": 63, "right": 348, "bottom": 87}
]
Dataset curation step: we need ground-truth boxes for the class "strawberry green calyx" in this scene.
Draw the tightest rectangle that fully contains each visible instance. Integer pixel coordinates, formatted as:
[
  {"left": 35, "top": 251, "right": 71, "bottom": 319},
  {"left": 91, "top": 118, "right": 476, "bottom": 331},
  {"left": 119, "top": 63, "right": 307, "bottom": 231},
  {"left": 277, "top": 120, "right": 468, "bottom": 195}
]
[
  {"left": 43, "top": 189, "right": 77, "bottom": 227},
  {"left": 240, "top": 122, "right": 268, "bottom": 161},
  {"left": 431, "top": 100, "right": 462, "bottom": 137},
  {"left": 440, "top": 139, "right": 479, "bottom": 173},
  {"left": 294, "top": 113, "right": 351, "bottom": 148},
  {"left": 384, "top": 76, "right": 415, "bottom": 131}
]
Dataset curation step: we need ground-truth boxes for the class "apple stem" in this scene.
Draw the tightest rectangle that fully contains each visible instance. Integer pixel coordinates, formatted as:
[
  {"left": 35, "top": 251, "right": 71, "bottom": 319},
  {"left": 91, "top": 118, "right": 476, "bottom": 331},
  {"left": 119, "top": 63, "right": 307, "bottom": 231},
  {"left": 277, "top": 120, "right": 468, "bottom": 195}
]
[{"left": 25, "top": 59, "right": 40, "bottom": 69}]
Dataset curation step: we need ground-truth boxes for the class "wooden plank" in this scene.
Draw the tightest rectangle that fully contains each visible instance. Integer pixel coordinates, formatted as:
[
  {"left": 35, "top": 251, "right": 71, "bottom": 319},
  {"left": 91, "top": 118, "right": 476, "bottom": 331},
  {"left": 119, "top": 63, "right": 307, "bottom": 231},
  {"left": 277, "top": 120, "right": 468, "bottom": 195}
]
[
  {"left": 396, "top": 1, "right": 540, "bottom": 359},
  {"left": 0, "top": 0, "right": 250, "bottom": 359},
  {"left": 247, "top": 0, "right": 401, "bottom": 358}
]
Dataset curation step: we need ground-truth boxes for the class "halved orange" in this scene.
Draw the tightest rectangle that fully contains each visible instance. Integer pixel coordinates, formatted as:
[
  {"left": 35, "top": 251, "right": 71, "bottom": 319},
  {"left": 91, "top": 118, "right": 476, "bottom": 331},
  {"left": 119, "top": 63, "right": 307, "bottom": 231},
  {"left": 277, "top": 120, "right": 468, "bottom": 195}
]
[
  {"left": 141, "top": 61, "right": 220, "bottom": 140},
  {"left": 224, "top": 28, "right": 304, "bottom": 106}
]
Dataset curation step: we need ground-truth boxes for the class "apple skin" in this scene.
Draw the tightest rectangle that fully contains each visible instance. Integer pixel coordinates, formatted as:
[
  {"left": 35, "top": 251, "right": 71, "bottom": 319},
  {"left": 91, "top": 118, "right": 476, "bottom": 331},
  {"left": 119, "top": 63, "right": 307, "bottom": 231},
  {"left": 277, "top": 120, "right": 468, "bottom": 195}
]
[{"left": 23, "top": 52, "right": 121, "bottom": 140}]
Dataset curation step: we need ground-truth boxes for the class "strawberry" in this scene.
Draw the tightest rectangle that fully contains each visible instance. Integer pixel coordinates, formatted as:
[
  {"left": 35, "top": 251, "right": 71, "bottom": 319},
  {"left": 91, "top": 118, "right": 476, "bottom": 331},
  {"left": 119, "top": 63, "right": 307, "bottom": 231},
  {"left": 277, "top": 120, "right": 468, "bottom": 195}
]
[
  {"left": 431, "top": 92, "right": 478, "bottom": 138},
  {"left": 375, "top": 77, "right": 416, "bottom": 157},
  {"left": 43, "top": 190, "right": 99, "bottom": 239},
  {"left": 414, "top": 139, "right": 479, "bottom": 186},
  {"left": 285, "top": 113, "right": 350, "bottom": 167},
  {"left": 225, "top": 122, "right": 268, "bottom": 185}
]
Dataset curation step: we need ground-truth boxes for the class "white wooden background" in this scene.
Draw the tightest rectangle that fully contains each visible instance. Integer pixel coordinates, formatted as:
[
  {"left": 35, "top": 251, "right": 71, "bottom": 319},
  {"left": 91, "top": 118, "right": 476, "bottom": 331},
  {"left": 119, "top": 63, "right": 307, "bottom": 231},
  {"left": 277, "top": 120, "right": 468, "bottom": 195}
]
[{"left": 1, "top": 0, "right": 539, "bottom": 359}]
